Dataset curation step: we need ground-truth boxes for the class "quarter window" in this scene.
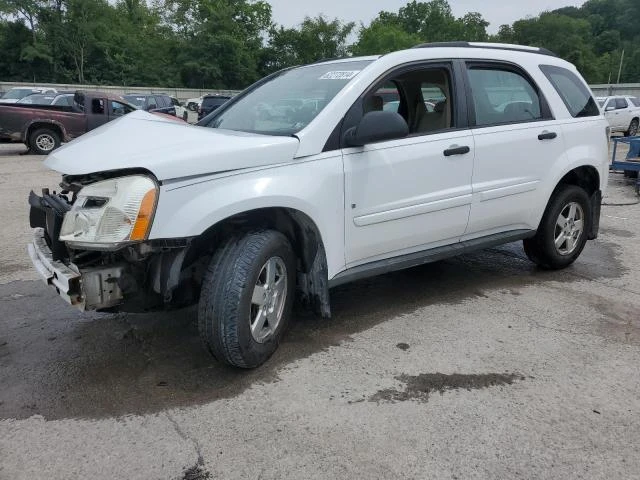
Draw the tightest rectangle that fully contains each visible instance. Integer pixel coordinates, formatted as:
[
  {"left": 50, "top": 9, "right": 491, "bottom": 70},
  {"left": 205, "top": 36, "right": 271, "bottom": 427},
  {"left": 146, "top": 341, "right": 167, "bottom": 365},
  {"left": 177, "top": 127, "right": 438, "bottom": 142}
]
[
  {"left": 540, "top": 65, "right": 599, "bottom": 118},
  {"left": 467, "top": 66, "right": 542, "bottom": 126}
]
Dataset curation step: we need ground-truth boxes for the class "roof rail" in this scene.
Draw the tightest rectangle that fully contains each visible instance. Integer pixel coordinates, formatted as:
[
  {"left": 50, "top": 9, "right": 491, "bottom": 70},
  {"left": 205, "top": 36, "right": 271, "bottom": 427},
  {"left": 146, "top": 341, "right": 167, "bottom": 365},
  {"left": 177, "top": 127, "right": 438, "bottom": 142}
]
[{"left": 413, "top": 41, "right": 558, "bottom": 58}]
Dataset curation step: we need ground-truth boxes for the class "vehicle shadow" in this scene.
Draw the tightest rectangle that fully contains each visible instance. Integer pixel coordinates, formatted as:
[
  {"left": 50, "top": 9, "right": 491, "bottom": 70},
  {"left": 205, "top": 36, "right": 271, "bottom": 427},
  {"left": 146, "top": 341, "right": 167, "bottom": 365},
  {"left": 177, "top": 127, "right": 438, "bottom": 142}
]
[{"left": 0, "top": 241, "right": 625, "bottom": 420}]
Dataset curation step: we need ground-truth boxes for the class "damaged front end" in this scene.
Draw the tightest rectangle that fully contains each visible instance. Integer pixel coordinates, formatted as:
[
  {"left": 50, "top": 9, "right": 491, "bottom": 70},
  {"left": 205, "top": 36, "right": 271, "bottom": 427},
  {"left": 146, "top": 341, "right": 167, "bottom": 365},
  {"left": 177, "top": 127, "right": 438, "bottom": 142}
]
[{"left": 28, "top": 178, "right": 198, "bottom": 312}]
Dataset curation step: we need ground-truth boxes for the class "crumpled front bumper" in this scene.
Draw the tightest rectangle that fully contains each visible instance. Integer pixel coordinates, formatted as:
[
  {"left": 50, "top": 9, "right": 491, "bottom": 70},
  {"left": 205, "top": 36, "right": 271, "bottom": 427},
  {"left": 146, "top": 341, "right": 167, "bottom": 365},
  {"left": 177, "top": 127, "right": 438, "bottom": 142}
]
[{"left": 27, "top": 228, "right": 126, "bottom": 311}]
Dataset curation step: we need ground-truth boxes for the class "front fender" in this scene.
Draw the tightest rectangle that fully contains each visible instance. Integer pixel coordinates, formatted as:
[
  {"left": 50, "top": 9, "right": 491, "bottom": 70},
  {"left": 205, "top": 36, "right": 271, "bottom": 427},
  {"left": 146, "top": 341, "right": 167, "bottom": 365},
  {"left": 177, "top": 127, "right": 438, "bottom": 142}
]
[{"left": 149, "top": 153, "right": 346, "bottom": 278}]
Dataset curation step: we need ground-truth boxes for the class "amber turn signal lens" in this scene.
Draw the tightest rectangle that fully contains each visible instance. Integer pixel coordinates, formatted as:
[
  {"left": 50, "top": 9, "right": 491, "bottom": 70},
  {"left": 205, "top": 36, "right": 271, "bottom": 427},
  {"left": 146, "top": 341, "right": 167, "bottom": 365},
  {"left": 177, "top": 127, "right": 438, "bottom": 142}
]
[{"left": 130, "top": 188, "right": 157, "bottom": 241}]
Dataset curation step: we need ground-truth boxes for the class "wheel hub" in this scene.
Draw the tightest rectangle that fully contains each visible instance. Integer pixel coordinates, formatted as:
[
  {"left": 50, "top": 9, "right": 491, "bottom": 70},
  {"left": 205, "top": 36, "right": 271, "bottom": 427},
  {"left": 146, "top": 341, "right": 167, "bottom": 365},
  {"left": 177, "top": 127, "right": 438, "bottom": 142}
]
[{"left": 250, "top": 256, "right": 287, "bottom": 343}]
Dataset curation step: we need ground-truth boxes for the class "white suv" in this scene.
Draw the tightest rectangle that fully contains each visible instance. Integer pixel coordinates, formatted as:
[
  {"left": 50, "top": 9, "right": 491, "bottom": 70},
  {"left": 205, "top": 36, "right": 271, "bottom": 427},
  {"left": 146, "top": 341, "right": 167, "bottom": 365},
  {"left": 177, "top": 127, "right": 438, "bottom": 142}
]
[{"left": 28, "top": 42, "right": 609, "bottom": 368}]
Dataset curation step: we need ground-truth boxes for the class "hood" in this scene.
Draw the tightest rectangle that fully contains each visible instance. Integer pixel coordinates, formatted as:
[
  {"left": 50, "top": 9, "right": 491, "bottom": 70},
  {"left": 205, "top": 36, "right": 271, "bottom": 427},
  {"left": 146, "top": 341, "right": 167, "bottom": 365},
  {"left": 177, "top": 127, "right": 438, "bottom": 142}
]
[
  {"left": 0, "top": 99, "right": 18, "bottom": 104},
  {"left": 44, "top": 110, "right": 300, "bottom": 181}
]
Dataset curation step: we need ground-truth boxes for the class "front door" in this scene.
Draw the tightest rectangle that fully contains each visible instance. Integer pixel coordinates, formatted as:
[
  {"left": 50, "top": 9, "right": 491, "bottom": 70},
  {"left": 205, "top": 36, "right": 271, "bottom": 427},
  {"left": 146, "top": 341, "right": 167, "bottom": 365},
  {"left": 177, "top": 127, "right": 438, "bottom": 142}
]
[{"left": 343, "top": 63, "right": 474, "bottom": 266}]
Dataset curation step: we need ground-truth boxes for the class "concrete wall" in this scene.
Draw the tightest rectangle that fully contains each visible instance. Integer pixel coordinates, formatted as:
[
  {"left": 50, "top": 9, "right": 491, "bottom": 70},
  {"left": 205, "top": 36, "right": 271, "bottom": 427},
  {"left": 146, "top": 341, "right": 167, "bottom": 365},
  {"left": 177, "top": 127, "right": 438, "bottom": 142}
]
[
  {"left": 590, "top": 84, "right": 640, "bottom": 97},
  {"left": 0, "top": 81, "right": 241, "bottom": 102},
  {"left": 3, "top": 80, "right": 640, "bottom": 102}
]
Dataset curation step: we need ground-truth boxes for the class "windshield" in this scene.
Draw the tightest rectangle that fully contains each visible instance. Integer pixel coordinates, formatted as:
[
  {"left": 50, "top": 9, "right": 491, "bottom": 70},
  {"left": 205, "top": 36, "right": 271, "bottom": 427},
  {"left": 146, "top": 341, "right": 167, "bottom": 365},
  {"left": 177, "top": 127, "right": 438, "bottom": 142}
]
[
  {"left": 123, "top": 95, "right": 146, "bottom": 108},
  {"left": 17, "top": 94, "right": 55, "bottom": 105},
  {"left": 205, "top": 60, "right": 373, "bottom": 135},
  {"left": 2, "top": 88, "right": 37, "bottom": 100}
]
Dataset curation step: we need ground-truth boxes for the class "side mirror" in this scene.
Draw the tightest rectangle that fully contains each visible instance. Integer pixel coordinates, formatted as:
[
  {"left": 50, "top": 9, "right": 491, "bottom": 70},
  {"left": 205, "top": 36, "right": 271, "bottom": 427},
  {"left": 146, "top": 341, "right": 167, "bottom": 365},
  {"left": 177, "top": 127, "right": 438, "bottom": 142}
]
[
  {"left": 605, "top": 106, "right": 616, "bottom": 112},
  {"left": 147, "top": 104, "right": 157, "bottom": 111},
  {"left": 344, "top": 111, "right": 409, "bottom": 147}
]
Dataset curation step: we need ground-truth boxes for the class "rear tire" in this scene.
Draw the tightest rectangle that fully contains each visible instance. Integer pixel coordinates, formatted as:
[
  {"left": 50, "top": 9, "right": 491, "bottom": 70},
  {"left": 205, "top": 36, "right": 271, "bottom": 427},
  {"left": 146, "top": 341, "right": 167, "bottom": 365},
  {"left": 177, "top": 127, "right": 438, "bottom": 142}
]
[
  {"left": 29, "top": 128, "right": 61, "bottom": 155},
  {"left": 625, "top": 118, "right": 639, "bottom": 137},
  {"left": 523, "top": 185, "right": 592, "bottom": 270},
  {"left": 198, "top": 230, "right": 296, "bottom": 368}
]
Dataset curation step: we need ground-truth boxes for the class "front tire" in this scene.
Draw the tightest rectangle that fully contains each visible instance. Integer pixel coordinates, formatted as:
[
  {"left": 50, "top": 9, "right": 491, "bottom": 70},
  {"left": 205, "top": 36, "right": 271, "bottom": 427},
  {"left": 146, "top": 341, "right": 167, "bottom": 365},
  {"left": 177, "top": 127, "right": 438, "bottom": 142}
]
[
  {"left": 523, "top": 185, "right": 592, "bottom": 270},
  {"left": 29, "top": 128, "right": 61, "bottom": 155},
  {"left": 198, "top": 230, "right": 296, "bottom": 368}
]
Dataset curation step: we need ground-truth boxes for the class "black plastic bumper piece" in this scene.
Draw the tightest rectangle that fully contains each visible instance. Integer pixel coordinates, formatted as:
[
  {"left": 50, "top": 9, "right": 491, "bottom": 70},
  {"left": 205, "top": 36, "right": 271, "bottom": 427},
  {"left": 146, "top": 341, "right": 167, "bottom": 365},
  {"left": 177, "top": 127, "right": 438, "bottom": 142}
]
[{"left": 28, "top": 190, "right": 71, "bottom": 261}]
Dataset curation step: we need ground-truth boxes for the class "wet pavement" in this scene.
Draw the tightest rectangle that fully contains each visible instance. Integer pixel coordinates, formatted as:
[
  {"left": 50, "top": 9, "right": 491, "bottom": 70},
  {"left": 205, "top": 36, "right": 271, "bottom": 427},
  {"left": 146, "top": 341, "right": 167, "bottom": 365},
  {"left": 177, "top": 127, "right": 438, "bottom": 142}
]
[{"left": 1, "top": 146, "right": 640, "bottom": 479}]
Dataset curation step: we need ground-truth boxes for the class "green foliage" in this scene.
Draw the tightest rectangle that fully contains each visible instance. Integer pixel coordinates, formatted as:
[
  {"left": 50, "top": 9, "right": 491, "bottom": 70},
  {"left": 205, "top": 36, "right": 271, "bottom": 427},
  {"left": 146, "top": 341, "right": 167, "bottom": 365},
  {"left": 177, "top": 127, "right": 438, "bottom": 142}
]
[{"left": 0, "top": 0, "right": 638, "bottom": 88}]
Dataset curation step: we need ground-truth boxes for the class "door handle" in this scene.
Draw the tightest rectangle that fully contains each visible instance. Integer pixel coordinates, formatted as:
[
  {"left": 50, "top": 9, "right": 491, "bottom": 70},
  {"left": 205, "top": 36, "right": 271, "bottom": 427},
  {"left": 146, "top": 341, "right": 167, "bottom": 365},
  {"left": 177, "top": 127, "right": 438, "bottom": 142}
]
[
  {"left": 538, "top": 131, "right": 557, "bottom": 141},
  {"left": 443, "top": 145, "right": 470, "bottom": 156}
]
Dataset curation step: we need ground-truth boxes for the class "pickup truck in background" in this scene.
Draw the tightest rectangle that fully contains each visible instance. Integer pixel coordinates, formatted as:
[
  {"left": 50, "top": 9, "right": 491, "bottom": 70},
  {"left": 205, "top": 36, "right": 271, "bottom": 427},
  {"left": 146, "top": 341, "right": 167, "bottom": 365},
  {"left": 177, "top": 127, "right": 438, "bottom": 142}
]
[
  {"left": 0, "top": 91, "right": 136, "bottom": 154},
  {"left": 597, "top": 96, "right": 640, "bottom": 137}
]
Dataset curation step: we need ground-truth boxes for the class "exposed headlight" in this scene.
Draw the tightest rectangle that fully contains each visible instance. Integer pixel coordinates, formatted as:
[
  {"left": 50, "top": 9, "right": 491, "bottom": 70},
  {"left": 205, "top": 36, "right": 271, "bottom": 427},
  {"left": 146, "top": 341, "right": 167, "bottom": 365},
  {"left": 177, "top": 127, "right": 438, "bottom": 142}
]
[{"left": 60, "top": 175, "right": 158, "bottom": 249}]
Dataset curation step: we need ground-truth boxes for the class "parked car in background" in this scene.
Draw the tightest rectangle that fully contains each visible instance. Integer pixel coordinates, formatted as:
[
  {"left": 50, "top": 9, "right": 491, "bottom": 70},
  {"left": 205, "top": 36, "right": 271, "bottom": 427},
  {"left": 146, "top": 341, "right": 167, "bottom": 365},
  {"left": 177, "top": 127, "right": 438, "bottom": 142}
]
[
  {"left": 123, "top": 93, "right": 176, "bottom": 116},
  {"left": 597, "top": 96, "right": 640, "bottom": 136},
  {"left": 186, "top": 95, "right": 204, "bottom": 111},
  {"left": 198, "top": 94, "right": 231, "bottom": 120},
  {"left": 27, "top": 42, "right": 608, "bottom": 369},
  {"left": 171, "top": 97, "right": 189, "bottom": 121},
  {"left": 17, "top": 93, "right": 75, "bottom": 107},
  {"left": 0, "top": 86, "right": 58, "bottom": 104},
  {"left": 0, "top": 91, "right": 137, "bottom": 154}
]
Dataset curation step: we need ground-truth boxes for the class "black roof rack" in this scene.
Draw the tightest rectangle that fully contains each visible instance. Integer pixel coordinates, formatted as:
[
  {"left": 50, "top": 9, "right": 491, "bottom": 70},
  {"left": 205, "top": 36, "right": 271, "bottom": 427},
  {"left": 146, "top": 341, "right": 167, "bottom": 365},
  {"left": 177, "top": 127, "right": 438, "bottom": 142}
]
[{"left": 413, "top": 41, "right": 558, "bottom": 58}]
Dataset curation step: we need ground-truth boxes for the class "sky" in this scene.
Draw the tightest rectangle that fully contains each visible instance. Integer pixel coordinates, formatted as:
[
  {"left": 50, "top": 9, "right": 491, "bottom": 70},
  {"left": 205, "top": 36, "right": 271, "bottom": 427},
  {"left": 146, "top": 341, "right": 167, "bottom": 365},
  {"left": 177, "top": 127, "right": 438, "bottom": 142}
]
[{"left": 267, "top": 0, "right": 587, "bottom": 34}]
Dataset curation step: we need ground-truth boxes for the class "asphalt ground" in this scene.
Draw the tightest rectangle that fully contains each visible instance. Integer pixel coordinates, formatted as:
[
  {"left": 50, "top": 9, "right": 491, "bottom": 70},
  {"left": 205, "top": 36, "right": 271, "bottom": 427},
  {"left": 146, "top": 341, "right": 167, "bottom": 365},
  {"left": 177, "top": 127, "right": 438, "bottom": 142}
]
[{"left": 0, "top": 143, "right": 639, "bottom": 479}]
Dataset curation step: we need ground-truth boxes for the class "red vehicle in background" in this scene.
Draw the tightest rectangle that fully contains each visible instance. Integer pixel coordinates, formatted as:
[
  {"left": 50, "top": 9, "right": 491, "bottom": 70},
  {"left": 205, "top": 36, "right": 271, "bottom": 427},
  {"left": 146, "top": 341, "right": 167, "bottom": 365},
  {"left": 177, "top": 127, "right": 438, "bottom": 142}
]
[{"left": 0, "top": 91, "right": 139, "bottom": 154}]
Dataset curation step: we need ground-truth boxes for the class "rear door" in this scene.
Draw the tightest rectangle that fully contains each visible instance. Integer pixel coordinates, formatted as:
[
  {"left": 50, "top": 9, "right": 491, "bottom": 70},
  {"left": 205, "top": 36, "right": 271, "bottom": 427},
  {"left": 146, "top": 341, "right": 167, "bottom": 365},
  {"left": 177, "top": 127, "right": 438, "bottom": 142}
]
[{"left": 463, "top": 61, "right": 567, "bottom": 238}]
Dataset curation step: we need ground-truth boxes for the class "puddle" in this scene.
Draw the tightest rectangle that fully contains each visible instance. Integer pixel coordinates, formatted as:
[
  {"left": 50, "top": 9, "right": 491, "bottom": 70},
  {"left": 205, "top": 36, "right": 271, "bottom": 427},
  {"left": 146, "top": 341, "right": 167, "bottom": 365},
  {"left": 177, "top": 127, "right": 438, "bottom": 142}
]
[{"left": 370, "top": 372, "right": 525, "bottom": 404}]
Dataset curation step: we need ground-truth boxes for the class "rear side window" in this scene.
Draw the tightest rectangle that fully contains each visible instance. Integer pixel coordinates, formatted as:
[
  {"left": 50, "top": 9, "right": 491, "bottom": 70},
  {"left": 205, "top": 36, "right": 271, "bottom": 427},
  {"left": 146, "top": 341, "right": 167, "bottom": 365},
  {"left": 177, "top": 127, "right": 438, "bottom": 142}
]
[
  {"left": 540, "top": 65, "right": 599, "bottom": 118},
  {"left": 615, "top": 98, "right": 628, "bottom": 109},
  {"left": 467, "top": 66, "right": 543, "bottom": 126},
  {"left": 631, "top": 97, "right": 640, "bottom": 107}
]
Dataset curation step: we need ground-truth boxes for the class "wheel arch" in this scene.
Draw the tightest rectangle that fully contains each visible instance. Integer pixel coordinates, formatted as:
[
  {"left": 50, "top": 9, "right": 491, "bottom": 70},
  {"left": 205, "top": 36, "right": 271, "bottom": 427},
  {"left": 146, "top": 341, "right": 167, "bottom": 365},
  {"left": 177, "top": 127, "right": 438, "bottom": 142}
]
[
  {"left": 545, "top": 164, "right": 602, "bottom": 240},
  {"left": 181, "top": 206, "right": 332, "bottom": 317},
  {"left": 24, "top": 120, "right": 67, "bottom": 143}
]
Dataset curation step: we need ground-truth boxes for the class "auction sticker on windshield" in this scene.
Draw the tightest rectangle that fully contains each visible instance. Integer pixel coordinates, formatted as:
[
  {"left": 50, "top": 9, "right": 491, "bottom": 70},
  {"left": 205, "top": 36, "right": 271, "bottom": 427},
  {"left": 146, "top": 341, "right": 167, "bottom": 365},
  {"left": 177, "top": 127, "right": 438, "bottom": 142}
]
[{"left": 319, "top": 71, "right": 361, "bottom": 80}]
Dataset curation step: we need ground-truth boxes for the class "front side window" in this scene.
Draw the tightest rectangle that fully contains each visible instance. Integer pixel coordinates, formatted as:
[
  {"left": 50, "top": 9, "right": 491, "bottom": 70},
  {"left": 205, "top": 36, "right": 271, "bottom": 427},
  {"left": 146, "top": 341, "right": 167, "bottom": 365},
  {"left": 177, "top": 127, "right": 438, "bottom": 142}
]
[
  {"left": 631, "top": 97, "right": 640, "bottom": 107},
  {"left": 206, "top": 60, "right": 373, "bottom": 135},
  {"left": 616, "top": 98, "right": 628, "bottom": 109},
  {"left": 360, "top": 66, "right": 454, "bottom": 136},
  {"left": 467, "top": 66, "right": 543, "bottom": 126},
  {"left": 540, "top": 64, "right": 599, "bottom": 118},
  {"left": 111, "top": 101, "right": 134, "bottom": 116}
]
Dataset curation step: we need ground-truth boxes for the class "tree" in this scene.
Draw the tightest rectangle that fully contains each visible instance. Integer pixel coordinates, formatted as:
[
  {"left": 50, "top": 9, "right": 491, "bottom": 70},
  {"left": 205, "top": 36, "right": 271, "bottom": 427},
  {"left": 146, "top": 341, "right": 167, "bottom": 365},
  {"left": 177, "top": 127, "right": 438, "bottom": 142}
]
[{"left": 261, "top": 16, "right": 355, "bottom": 74}]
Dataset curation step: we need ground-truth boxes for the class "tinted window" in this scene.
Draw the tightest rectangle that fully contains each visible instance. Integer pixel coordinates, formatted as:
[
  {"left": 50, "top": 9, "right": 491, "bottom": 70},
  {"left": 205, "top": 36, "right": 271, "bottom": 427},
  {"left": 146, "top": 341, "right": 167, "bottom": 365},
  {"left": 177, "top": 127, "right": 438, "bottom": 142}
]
[
  {"left": 467, "top": 67, "right": 542, "bottom": 126},
  {"left": 631, "top": 97, "right": 640, "bottom": 107},
  {"left": 540, "top": 65, "right": 599, "bottom": 118},
  {"left": 124, "top": 95, "right": 147, "bottom": 108},
  {"left": 202, "top": 97, "right": 229, "bottom": 108},
  {"left": 171, "top": 97, "right": 180, "bottom": 106},
  {"left": 92, "top": 98, "right": 105, "bottom": 114},
  {"left": 17, "top": 94, "right": 55, "bottom": 105},
  {"left": 616, "top": 97, "right": 628, "bottom": 109}
]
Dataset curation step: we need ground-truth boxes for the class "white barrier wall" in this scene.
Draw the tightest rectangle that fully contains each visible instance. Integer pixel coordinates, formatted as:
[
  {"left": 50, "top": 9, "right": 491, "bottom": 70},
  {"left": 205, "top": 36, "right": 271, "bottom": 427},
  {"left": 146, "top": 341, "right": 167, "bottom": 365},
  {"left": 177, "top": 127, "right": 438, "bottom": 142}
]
[
  {"left": 0, "top": 81, "right": 241, "bottom": 102},
  {"left": 2, "top": 80, "right": 640, "bottom": 101}
]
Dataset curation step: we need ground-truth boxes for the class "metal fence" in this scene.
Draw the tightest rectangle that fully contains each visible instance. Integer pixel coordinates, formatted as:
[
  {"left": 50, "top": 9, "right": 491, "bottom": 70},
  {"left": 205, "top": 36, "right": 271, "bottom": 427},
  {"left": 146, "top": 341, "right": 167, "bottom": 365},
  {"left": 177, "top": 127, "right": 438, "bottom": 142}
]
[{"left": 0, "top": 81, "right": 241, "bottom": 102}]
